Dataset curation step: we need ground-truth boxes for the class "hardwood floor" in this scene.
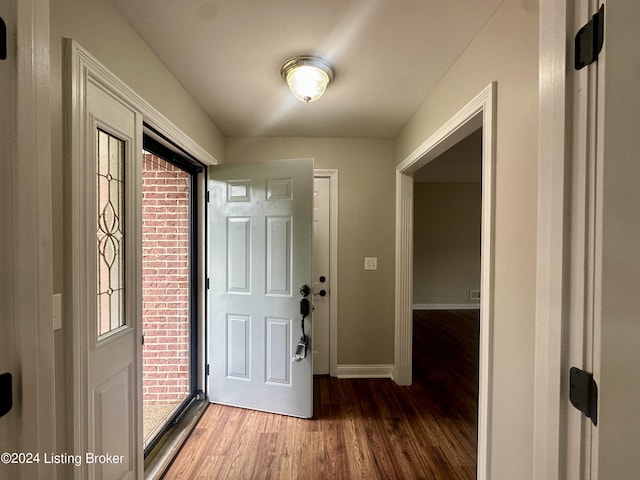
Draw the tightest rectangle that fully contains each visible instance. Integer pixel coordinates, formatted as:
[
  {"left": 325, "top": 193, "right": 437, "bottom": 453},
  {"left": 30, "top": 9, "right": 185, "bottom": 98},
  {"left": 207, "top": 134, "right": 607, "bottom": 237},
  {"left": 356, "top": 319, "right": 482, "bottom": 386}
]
[{"left": 163, "top": 310, "right": 479, "bottom": 479}]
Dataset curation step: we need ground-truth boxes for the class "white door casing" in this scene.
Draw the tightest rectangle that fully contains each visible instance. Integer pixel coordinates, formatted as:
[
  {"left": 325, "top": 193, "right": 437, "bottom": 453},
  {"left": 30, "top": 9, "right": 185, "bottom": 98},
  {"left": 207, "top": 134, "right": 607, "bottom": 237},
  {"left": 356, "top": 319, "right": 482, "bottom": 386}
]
[
  {"left": 533, "top": 1, "right": 573, "bottom": 479},
  {"left": 564, "top": 2, "right": 602, "bottom": 478},
  {"left": 208, "top": 159, "right": 314, "bottom": 418},
  {"left": 312, "top": 176, "right": 330, "bottom": 375},
  {"left": 395, "top": 82, "right": 496, "bottom": 480},
  {"left": 0, "top": 2, "right": 18, "bottom": 475},
  {"left": 533, "top": 2, "right": 637, "bottom": 480},
  {"left": 1, "top": 1, "right": 56, "bottom": 479}
]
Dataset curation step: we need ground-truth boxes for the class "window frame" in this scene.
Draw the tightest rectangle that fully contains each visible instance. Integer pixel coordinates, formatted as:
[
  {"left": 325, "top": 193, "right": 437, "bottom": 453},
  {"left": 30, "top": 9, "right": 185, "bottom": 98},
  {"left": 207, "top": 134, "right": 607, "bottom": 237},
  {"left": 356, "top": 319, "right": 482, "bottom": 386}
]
[{"left": 141, "top": 128, "right": 204, "bottom": 456}]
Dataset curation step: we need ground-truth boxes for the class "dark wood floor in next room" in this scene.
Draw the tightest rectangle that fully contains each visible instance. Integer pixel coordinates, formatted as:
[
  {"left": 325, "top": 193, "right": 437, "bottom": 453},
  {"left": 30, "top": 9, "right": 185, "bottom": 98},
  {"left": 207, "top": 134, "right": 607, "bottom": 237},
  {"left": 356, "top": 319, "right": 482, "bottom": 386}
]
[{"left": 163, "top": 309, "right": 480, "bottom": 479}]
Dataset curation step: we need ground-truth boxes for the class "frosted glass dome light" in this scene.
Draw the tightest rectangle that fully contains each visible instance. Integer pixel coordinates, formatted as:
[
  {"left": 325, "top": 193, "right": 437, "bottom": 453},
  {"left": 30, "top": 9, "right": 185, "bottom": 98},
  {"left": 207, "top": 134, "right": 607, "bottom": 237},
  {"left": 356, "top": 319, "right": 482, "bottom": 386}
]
[{"left": 281, "top": 56, "right": 334, "bottom": 103}]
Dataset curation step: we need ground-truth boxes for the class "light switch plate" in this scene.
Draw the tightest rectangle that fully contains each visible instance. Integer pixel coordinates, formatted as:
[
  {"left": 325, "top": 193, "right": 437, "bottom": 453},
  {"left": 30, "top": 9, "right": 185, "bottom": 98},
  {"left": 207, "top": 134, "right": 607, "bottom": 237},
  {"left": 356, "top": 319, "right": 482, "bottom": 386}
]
[
  {"left": 52, "top": 293, "right": 62, "bottom": 331},
  {"left": 364, "top": 257, "right": 378, "bottom": 271}
]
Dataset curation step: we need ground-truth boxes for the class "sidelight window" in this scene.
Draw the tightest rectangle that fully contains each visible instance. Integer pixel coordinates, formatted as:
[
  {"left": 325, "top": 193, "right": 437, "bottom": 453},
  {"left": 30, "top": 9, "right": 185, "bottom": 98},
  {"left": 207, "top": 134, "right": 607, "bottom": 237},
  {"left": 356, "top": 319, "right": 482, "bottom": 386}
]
[{"left": 96, "top": 129, "right": 126, "bottom": 337}]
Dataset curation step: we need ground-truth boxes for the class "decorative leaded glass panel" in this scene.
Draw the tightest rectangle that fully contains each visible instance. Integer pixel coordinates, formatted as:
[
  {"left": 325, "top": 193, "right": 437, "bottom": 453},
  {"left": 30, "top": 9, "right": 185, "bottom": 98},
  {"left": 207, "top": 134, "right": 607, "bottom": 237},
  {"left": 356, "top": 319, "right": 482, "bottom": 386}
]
[{"left": 96, "top": 129, "right": 126, "bottom": 337}]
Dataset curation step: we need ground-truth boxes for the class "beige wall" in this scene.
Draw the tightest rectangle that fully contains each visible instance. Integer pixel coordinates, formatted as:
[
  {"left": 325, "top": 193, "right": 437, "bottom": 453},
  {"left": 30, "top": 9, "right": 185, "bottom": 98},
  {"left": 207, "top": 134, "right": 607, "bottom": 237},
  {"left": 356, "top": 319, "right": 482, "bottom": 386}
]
[
  {"left": 413, "top": 182, "right": 481, "bottom": 306},
  {"left": 50, "top": 0, "right": 224, "bottom": 287},
  {"left": 396, "top": 0, "right": 539, "bottom": 478},
  {"left": 225, "top": 137, "right": 396, "bottom": 365},
  {"left": 49, "top": 0, "right": 224, "bottom": 473}
]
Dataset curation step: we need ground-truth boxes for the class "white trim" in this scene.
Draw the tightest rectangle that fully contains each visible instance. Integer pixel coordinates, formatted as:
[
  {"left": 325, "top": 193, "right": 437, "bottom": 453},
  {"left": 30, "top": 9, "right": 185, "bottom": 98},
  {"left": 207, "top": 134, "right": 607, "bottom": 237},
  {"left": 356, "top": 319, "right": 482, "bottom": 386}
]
[
  {"left": 65, "top": 40, "right": 218, "bottom": 167},
  {"left": 533, "top": 2, "right": 570, "bottom": 479},
  {"left": 413, "top": 303, "right": 480, "bottom": 311},
  {"left": 591, "top": 5, "right": 606, "bottom": 477},
  {"left": 336, "top": 364, "right": 394, "bottom": 379},
  {"left": 394, "top": 171, "right": 414, "bottom": 386},
  {"left": 395, "top": 82, "right": 496, "bottom": 480},
  {"left": 12, "top": 1, "right": 57, "bottom": 478},
  {"left": 397, "top": 100, "right": 484, "bottom": 174},
  {"left": 314, "top": 169, "right": 339, "bottom": 377},
  {"left": 196, "top": 171, "right": 208, "bottom": 394}
]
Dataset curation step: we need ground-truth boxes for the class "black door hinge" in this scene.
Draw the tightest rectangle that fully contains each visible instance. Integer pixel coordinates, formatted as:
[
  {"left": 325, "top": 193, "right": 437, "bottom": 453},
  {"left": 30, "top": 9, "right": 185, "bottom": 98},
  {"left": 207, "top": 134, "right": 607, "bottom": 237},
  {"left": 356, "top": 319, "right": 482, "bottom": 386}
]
[
  {"left": 206, "top": 191, "right": 210, "bottom": 203},
  {"left": 1, "top": 16, "right": 7, "bottom": 60},
  {"left": 206, "top": 364, "right": 210, "bottom": 376},
  {"left": 569, "top": 367, "right": 598, "bottom": 426},
  {"left": 0, "top": 373, "right": 12, "bottom": 418},
  {"left": 575, "top": 4, "right": 604, "bottom": 70},
  {"left": 206, "top": 278, "right": 210, "bottom": 290}
]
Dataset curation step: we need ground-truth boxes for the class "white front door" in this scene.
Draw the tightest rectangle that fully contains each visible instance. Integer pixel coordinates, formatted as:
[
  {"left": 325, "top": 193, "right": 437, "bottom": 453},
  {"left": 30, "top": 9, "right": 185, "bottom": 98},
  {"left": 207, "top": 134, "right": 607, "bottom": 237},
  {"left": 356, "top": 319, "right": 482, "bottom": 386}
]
[
  {"left": 208, "top": 159, "right": 314, "bottom": 418},
  {"left": 72, "top": 73, "right": 143, "bottom": 479}
]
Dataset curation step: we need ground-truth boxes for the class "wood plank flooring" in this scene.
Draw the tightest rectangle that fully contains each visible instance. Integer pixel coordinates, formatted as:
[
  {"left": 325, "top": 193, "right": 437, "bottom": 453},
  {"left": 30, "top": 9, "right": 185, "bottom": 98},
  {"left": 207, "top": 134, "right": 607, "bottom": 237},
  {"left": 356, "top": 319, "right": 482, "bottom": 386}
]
[{"left": 163, "top": 310, "right": 479, "bottom": 479}]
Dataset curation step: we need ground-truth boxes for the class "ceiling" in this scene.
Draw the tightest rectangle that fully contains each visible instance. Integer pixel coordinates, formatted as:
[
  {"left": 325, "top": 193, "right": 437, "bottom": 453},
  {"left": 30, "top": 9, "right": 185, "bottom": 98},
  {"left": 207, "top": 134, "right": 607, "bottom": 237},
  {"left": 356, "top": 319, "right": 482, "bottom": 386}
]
[{"left": 108, "top": 0, "right": 503, "bottom": 138}]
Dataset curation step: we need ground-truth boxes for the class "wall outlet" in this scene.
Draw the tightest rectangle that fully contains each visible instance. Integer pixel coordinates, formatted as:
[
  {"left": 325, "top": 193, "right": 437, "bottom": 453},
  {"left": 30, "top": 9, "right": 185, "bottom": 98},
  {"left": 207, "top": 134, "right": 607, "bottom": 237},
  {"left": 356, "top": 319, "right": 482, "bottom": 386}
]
[
  {"left": 364, "top": 257, "right": 378, "bottom": 270},
  {"left": 469, "top": 289, "right": 481, "bottom": 301}
]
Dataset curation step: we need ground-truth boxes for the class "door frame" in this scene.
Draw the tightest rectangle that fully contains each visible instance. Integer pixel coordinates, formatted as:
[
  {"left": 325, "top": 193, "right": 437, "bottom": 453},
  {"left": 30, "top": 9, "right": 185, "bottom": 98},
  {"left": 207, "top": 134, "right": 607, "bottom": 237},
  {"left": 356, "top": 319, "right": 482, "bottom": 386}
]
[
  {"left": 314, "top": 169, "right": 339, "bottom": 377},
  {"left": 2, "top": 0, "right": 56, "bottom": 478},
  {"left": 66, "top": 40, "right": 217, "bottom": 478},
  {"left": 532, "top": 1, "right": 571, "bottom": 476},
  {"left": 538, "top": 2, "right": 640, "bottom": 479},
  {"left": 394, "top": 82, "right": 496, "bottom": 480},
  {"left": 533, "top": 1, "right": 596, "bottom": 479}
]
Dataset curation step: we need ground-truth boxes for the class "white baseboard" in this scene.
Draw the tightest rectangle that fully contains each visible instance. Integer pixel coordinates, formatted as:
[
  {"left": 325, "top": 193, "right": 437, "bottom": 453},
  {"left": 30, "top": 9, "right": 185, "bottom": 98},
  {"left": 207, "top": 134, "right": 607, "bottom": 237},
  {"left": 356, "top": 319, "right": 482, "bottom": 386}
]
[
  {"left": 413, "top": 303, "right": 480, "bottom": 310},
  {"left": 336, "top": 364, "right": 394, "bottom": 379}
]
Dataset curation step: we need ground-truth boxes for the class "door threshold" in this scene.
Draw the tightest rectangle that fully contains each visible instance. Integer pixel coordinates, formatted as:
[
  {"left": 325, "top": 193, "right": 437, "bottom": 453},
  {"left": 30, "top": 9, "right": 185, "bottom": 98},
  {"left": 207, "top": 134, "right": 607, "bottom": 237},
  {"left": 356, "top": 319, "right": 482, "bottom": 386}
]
[{"left": 144, "top": 396, "right": 208, "bottom": 480}]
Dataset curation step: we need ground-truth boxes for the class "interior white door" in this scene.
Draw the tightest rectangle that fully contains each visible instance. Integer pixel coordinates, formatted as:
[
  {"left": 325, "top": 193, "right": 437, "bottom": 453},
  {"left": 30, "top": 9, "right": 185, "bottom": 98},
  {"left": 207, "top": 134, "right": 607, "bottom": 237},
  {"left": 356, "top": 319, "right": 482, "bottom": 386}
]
[
  {"left": 84, "top": 79, "right": 142, "bottom": 480},
  {"left": 564, "top": 2, "right": 640, "bottom": 478},
  {"left": 312, "top": 176, "right": 331, "bottom": 375},
  {"left": 563, "top": 2, "right": 602, "bottom": 478},
  {"left": 590, "top": 2, "right": 640, "bottom": 478},
  {"left": 208, "top": 159, "right": 314, "bottom": 418}
]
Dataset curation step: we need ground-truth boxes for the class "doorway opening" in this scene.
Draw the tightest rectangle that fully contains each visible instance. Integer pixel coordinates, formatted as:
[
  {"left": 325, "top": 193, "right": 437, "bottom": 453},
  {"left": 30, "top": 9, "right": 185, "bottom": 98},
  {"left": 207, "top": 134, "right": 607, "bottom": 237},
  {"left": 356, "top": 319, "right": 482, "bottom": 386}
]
[
  {"left": 394, "top": 83, "right": 495, "bottom": 479},
  {"left": 141, "top": 133, "right": 203, "bottom": 451},
  {"left": 411, "top": 128, "right": 483, "bottom": 476}
]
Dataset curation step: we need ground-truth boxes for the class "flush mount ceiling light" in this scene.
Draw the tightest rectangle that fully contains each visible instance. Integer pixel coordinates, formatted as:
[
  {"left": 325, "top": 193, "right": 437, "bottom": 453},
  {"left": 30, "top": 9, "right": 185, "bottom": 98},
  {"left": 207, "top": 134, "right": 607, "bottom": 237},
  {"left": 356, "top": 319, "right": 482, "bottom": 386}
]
[{"left": 281, "top": 55, "right": 334, "bottom": 103}]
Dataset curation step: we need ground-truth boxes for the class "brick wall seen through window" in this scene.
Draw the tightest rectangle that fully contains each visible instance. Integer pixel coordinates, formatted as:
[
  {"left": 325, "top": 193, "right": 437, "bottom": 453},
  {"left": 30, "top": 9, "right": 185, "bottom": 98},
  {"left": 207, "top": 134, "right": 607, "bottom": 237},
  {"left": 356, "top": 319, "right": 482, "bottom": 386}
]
[{"left": 141, "top": 153, "right": 191, "bottom": 407}]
